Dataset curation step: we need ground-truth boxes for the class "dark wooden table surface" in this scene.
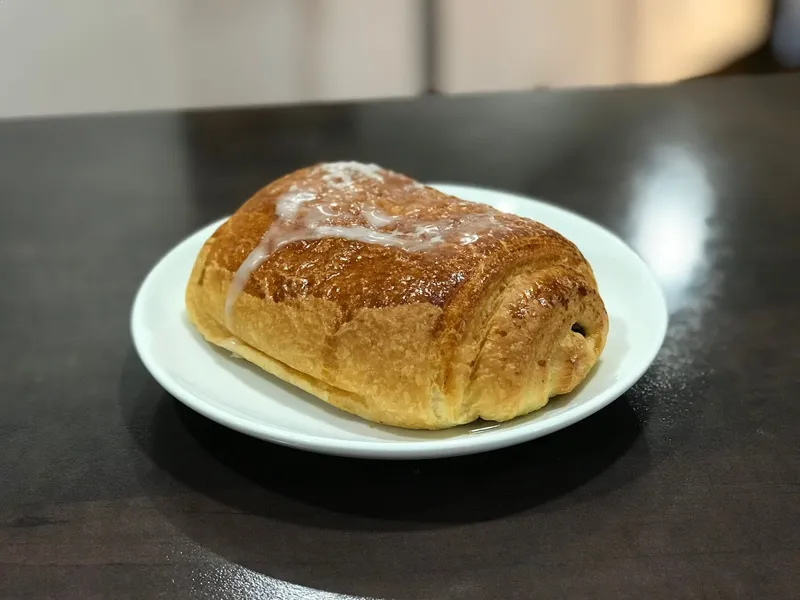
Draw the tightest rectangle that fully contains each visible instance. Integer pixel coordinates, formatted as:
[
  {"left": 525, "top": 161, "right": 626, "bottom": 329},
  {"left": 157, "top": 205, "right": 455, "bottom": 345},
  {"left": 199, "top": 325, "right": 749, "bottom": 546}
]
[{"left": 1, "top": 74, "right": 799, "bottom": 599}]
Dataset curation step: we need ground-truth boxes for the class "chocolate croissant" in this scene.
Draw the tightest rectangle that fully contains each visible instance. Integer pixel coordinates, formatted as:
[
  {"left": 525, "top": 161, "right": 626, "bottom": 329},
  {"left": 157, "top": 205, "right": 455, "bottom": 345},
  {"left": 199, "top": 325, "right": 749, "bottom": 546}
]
[{"left": 185, "top": 162, "right": 608, "bottom": 429}]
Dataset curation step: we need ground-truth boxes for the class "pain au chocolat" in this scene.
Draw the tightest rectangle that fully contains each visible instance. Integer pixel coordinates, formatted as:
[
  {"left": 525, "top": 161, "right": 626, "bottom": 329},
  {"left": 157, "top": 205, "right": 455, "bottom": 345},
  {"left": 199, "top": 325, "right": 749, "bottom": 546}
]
[{"left": 185, "top": 162, "right": 608, "bottom": 429}]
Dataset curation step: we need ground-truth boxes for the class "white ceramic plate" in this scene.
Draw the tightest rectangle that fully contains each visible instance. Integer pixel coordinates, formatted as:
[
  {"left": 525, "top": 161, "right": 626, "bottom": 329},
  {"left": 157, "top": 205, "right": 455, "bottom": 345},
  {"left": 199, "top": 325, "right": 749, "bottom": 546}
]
[{"left": 131, "top": 184, "right": 667, "bottom": 459}]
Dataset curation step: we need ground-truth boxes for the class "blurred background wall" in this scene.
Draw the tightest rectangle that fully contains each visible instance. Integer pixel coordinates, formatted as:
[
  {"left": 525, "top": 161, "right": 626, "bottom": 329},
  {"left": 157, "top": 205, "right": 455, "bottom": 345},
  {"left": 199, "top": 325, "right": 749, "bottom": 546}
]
[
  {"left": 0, "top": 0, "right": 776, "bottom": 119},
  {"left": 439, "top": 0, "right": 771, "bottom": 92}
]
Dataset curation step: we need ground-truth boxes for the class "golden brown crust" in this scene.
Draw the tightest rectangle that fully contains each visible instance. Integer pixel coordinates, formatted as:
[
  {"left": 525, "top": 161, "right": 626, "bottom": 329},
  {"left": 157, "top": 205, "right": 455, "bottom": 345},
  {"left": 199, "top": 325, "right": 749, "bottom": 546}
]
[{"left": 185, "top": 163, "right": 608, "bottom": 429}]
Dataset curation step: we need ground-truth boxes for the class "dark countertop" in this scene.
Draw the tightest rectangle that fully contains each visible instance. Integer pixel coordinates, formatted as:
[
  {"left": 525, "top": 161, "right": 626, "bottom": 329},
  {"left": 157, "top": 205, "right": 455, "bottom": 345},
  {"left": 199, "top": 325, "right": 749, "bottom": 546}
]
[{"left": 1, "top": 74, "right": 798, "bottom": 599}]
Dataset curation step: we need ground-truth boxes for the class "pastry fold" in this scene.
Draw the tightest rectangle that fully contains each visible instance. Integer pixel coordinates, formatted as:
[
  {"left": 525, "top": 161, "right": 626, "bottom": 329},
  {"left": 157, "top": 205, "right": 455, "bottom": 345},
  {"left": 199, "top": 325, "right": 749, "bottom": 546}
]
[{"left": 186, "top": 162, "right": 608, "bottom": 429}]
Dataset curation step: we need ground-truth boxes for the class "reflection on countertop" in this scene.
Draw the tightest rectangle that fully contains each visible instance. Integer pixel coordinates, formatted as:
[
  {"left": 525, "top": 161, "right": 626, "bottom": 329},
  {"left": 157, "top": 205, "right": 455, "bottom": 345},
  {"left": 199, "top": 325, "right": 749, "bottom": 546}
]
[{"left": 629, "top": 144, "right": 716, "bottom": 313}]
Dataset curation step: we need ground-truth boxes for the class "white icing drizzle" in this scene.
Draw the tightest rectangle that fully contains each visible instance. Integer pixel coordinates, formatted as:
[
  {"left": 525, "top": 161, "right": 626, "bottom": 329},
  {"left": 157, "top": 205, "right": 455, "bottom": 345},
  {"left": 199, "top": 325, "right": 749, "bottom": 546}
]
[
  {"left": 223, "top": 162, "right": 510, "bottom": 323},
  {"left": 320, "top": 161, "right": 384, "bottom": 189},
  {"left": 275, "top": 186, "right": 316, "bottom": 219}
]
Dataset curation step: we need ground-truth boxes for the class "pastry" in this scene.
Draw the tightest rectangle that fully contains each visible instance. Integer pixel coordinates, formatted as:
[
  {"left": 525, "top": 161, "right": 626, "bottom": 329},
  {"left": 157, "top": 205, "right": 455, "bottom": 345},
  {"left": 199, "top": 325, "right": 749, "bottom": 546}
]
[{"left": 185, "top": 162, "right": 608, "bottom": 429}]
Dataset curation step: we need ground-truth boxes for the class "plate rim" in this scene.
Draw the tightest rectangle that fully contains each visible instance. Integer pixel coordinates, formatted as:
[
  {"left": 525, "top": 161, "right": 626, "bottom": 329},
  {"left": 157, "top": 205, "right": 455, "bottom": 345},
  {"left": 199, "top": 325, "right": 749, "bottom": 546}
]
[{"left": 131, "top": 183, "right": 668, "bottom": 459}]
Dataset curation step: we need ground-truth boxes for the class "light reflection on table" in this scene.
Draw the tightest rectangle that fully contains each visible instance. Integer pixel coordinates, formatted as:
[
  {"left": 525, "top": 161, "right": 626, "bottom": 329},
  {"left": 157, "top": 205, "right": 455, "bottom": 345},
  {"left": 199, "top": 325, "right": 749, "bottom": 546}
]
[{"left": 629, "top": 144, "right": 716, "bottom": 312}]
